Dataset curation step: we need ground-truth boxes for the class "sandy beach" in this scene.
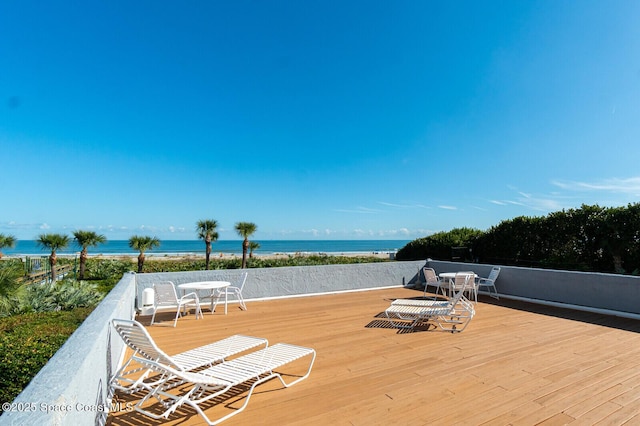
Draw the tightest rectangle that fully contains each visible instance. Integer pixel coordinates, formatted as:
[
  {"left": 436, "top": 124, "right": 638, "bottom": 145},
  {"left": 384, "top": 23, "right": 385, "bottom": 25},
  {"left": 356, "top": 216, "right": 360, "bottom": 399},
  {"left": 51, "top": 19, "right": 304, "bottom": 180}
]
[{"left": 90, "top": 251, "right": 394, "bottom": 262}]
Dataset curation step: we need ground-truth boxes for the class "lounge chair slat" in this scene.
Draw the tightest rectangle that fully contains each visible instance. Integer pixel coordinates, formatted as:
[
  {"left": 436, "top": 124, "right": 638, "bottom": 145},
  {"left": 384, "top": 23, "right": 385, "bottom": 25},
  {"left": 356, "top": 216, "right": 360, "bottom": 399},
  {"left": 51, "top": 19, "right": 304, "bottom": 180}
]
[
  {"left": 110, "top": 319, "right": 268, "bottom": 394},
  {"left": 133, "top": 342, "right": 316, "bottom": 425}
]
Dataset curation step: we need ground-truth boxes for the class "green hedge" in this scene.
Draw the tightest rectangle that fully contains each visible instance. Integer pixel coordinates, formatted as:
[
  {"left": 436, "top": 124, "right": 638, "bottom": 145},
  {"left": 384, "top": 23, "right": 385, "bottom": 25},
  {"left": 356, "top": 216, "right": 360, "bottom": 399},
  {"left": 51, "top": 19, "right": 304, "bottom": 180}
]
[
  {"left": 396, "top": 203, "right": 640, "bottom": 274},
  {"left": 396, "top": 227, "right": 484, "bottom": 262},
  {"left": 85, "top": 255, "right": 389, "bottom": 288},
  {"left": 0, "top": 308, "right": 93, "bottom": 407}
]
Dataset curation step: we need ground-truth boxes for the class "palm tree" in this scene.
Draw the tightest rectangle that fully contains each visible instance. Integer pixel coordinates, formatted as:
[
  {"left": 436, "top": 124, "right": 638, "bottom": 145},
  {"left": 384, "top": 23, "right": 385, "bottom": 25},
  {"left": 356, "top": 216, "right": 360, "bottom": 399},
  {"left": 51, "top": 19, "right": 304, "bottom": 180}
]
[
  {"left": 196, "top": 220, "right": 219, "bottom": 270},
  {"left": 249, "top": 241, "right": 260, "bottom": 258},
  {"left": 73, "top": 230, "right": 107, "bottom": 280},
  {"left": 128, "top": 235, "right": 161, "bottom": 273},
  {"left": 37, "top": 233, "right": 70, "bottom": 282},
  {"left": 0, "top": 233, "right": 17, "bottom": 258},
  {"left": 234, "top": 222, "right": 257, "bottom": 269}
]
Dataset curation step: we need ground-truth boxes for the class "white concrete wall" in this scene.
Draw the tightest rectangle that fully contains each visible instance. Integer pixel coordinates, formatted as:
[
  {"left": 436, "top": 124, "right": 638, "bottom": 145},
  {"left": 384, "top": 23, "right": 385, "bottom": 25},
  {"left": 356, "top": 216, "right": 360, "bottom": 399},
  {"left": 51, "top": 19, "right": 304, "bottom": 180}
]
[
  {"left": 428, "top": 260, "right": 640, "bottom": 316},
  {"left": 134, "top": 261, "right": 426, "bottom": 310}
]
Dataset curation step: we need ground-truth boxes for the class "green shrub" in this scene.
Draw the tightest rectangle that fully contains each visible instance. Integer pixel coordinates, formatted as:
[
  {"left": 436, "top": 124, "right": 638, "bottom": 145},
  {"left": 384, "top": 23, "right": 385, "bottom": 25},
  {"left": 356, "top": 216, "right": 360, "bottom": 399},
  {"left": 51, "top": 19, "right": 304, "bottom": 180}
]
[
  {"left": 82, "top": 258, "right": 135, "bottom": 292},
  {"left": 15, "top": 280, "right": 104, "bottom": 314},
  {"left": 0, "top": 262, "right": 24, "bottom": 318},
  {"left": 245, "top": 254, "right": 388, "bottom": 268},
  {"left": 396, "top": 227, "right": 484, "bottom": 261},
  {"left": 132, "top": 255, "right": 389, "bottom": 273},
  {"left": 84, "top": 258, "right": 134, "bottom": 279},
  {"left": 0, "top": 308, "right": 93, "bottom": 407}
]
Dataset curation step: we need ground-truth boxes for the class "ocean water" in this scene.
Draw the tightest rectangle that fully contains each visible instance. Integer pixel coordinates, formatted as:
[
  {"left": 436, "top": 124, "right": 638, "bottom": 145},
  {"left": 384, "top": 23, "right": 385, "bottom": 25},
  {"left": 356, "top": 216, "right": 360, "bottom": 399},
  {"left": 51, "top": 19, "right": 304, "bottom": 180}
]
[{"left": 2, "top": 240, "right": 411, "bottom": 257}]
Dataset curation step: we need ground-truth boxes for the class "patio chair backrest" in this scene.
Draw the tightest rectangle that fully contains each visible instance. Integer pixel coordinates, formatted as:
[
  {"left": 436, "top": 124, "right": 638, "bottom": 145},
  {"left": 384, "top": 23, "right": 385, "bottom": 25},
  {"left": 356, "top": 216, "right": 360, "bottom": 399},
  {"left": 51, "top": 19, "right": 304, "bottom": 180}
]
[
  {"left": 237, "top": 272, "right": 248, "bottom": 291},
  {"left": 487, "top": 266, "right": 501, "bottom": 282},
  {"left": 452, "top": 272, "right": 472, "bottom": 289},
  {"left": 153, "top": 281, "right": 179, "bottom": 306},
  {"left": 450, "top": 272, "right": 473, "bottom": 297},
  {"left": 423, "top": 267, "right": 439, "bottom": 285}
]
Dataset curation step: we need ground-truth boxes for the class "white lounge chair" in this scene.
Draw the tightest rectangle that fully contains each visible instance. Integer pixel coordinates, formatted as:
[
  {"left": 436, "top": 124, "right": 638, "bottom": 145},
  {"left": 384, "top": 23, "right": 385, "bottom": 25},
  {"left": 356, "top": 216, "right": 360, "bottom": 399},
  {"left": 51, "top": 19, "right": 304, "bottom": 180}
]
[
  {"left": 390, "top": 298, "right": 451, "bottom": 308},
  {"left": 110, "top": 319, "right": 268, "bottom": 394},
  {"left": 213, "top": 271, "right": 248, "bottom": 311},
  {"left": 385, "top": 274, "right": 475, "bottom": 332},
  {"left": 150, "top": 281, "right": 203, "bottom": 327},
  {"left": 132, "top": 342, "right": 316, "bottom": 425},
  {"left": 477, "top": 266, "right": 501, "bottom": 299}
]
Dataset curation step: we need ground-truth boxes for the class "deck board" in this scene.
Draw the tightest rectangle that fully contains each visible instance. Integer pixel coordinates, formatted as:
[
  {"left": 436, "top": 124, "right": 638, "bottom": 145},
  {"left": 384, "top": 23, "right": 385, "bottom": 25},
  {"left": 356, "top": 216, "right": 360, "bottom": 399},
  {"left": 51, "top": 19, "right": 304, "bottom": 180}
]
[{"left": 107, "top": 286, "right": 640, "bottom": 425}]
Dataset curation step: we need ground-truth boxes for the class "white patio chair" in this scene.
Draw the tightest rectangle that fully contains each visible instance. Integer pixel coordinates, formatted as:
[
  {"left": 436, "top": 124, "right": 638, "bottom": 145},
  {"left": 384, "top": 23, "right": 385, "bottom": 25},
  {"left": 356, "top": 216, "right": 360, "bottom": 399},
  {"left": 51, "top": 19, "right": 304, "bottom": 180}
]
[
  {"left": 133, "top": 342, "right": 316, "bottom": 425},
  {"left": 385, "top": 273, "right": 475, "bottom": 332},
  {"left": 150, "top": 281, "right": 203, "bottom": 327},
  {"left": 448, "top": 271, "right": 478, "bottom": 303},
  {"left": 110, "top": 319, "right": 268, "bottom": 394},
  {"left": 213, "top": 271, "right": 248, "bottom": 311},
  {"left": 422, "top": 267, "right": 444, "bottom": 299},
  {"left": 477, "top": 266, "right": 501, "bottom": 299}
]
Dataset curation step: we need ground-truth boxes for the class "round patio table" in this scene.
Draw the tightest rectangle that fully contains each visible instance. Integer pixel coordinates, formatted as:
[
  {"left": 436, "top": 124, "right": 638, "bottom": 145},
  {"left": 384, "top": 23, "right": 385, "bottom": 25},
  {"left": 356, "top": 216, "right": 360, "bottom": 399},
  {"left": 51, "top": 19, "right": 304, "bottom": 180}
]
[
  {"left": 438, "top": 272, "right": 478, "bottom": 280},
  {"left": 178, "top": 281, "right": 230, "bottom": 315}
]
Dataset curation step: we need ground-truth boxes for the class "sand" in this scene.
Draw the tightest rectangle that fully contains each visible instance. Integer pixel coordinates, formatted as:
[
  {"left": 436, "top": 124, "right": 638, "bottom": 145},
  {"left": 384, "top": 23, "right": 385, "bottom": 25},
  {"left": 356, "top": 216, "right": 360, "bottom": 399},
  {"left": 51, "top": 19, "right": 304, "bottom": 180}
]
[{"left": 89, "top": 251, "right": 393, "bottom": 262}]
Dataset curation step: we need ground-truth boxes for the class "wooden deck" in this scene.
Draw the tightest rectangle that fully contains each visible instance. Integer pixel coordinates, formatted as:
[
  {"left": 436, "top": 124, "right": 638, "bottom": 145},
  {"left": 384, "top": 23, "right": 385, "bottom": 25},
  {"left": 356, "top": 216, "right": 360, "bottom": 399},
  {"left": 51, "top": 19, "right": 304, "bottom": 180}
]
[{"left": 108, "top": 287, "right": 640, "bottom": 425}]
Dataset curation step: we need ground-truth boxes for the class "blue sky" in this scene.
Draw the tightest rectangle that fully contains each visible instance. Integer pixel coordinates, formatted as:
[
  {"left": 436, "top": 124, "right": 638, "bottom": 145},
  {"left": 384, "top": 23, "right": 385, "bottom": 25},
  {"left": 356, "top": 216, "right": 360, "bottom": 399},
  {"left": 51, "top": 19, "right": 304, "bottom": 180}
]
[{"left": 1, "top": 1, "right": 639, "bottom": 241}]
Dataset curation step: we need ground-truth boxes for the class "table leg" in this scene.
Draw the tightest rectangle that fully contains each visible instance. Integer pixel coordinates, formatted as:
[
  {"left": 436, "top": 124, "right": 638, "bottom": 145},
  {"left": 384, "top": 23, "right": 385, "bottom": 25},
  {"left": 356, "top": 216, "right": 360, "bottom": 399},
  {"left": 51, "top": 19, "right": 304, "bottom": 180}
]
[
  {"left": 182, "top": 289, "right": 187, "bottom": 316},
  {"left": 225, "top": 290, "right": 228, "bottom": 315}
]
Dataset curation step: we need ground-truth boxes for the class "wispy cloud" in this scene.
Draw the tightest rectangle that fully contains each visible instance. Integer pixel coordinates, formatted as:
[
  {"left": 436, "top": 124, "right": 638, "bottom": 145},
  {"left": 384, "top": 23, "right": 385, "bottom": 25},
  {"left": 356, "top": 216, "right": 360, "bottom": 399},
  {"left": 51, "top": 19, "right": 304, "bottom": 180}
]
[
  {"left": 168, "top": 226, "right": 187, "bottom": 233},
  {"left": 414, "top": 228, "right": 438, "bottom": 236},
  {"left": 1, "top": 221, "right": 40, "bottom": 231},
  {"left": 352, "top": 228, "right": 418, "bottom": 238},
  {"left": 509, "top": 189, "right": 564, "bottom": 212},
  {"left": 334, "top": 206, "right": 381, "bottom": 214},
  {"left": 496, "top": 184, "right": 584, "bottom": 213},
  {"left": 339, "top": 201, "right": 431, "bottom": 215},
  {"left": 301, "top": 228, "right": 336, "bottom": 237},
  {"left": 377, "top": 201, "right": 412, "bottom": 208},
  {"left": 101, "top": 225, "right": 129, "bottom": 233},
  {"left": 552, "top": 177, "right": 640, "bottom": 195},
  {"left": 378, "top": 201, "right": 433, "bottom": 210},
  {"left": 517, "top": 196, "right": 563, "bottom": 212},
  {"left": 496, "top": 177, "right": 640, "bottom": 214},
  {"left": 137, "top": 225, "right": 159, "bottom": 233},
  {"left": 438, "top": 205, "right": 457, "bottom": 210}
]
